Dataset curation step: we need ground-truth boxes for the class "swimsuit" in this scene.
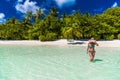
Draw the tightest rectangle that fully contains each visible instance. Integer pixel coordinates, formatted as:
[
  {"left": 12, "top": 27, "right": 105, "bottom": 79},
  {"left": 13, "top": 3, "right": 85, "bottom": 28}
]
[
  {"left": 88, "top": 45, "right": 95, "bottom": 48},
  {"left": 88, "top": 45, "right": 95, "bottom": 54},
  {"left": 89, "top": 50, "right": 95, "bottom": 54}
]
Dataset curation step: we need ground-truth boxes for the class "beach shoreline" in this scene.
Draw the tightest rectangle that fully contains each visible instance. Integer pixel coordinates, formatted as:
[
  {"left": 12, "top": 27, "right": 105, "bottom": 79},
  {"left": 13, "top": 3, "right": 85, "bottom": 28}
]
[{"left": 0, "top": 39, "right": 120, "bottom": 47}]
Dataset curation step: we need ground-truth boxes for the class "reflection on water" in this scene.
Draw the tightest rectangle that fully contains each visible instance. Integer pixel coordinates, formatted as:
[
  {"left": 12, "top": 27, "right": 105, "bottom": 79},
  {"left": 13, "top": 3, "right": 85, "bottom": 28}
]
[{"left": 0, "top": 45, "right": 120, "bottom": 80}]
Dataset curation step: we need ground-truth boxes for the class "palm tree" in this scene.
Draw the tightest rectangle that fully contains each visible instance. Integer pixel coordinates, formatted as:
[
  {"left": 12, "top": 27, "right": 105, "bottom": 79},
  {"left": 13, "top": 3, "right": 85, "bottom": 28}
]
[
  {"left": 34, "top": 9, "right": 44, "bottom": 23},
  {"left": 49, "top": 7, "right": 58, "bottom": 17}
]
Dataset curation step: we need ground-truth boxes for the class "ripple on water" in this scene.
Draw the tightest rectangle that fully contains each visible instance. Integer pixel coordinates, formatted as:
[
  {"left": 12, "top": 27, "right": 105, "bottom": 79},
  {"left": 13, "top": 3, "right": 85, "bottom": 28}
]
[{"left": 0, "top": 45, "right": 120, "bottom": 80}]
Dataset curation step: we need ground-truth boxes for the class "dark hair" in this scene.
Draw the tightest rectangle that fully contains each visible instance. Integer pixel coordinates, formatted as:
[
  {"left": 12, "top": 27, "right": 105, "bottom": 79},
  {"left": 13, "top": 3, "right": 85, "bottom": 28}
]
[{"left": 90, "top": 36, "right": 93, "bottom": 38}]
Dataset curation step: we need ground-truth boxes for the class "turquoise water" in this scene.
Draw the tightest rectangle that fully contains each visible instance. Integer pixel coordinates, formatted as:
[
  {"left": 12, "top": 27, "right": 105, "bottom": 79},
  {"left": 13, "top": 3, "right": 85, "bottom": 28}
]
[{"left": 0, "top": 45, "right": 120, "bottom": 80}]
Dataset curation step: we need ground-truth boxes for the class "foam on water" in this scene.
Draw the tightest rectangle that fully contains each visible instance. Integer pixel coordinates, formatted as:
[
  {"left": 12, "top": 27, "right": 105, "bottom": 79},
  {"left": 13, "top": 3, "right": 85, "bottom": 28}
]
[{"left": 0, "top": 45, "right": 120, "bottom": 80}]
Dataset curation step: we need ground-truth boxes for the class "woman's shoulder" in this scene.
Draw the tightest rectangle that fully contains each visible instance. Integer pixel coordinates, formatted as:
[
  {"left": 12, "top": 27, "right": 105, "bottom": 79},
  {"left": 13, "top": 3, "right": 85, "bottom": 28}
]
[{"left": 89, "top": 40, "right": 96, "bottom": 43}]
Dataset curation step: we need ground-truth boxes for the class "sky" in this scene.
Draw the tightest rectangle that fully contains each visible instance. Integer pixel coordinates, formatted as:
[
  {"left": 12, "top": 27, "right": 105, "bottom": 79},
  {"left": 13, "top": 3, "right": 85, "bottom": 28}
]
[{"left": 0, "top": 0, "right": 120, "bottom": 23}]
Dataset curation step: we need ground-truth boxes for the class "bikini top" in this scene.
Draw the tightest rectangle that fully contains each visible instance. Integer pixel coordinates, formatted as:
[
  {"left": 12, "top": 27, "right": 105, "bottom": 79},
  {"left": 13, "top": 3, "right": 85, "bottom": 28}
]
[{"left": 88, "top": 45, "right": 95, "bottom": 48}]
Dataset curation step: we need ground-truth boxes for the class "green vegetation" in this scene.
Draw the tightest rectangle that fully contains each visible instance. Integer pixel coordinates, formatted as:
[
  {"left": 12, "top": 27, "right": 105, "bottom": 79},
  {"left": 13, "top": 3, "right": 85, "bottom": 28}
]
[{"left": 0, "top": 7, "right": 120, "bottom": 41}]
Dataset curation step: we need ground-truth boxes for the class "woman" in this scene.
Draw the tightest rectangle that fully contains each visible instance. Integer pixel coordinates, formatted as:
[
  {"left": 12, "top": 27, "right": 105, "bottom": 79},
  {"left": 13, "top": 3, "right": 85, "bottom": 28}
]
[{"left": 87, "top": 41, "right": 98, "bottom": 62}]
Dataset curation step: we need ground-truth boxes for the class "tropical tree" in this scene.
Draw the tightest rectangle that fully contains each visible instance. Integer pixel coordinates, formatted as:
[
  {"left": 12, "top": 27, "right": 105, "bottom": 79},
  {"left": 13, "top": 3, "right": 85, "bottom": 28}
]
[{"left": 34, "top": 9, "right": 44, "bottom": 23}]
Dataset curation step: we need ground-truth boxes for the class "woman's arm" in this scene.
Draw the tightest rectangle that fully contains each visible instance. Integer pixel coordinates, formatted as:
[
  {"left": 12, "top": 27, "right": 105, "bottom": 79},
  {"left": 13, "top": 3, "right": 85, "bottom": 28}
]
[{"left": 95, "top": 42, "right": 99, "bottom": 46}]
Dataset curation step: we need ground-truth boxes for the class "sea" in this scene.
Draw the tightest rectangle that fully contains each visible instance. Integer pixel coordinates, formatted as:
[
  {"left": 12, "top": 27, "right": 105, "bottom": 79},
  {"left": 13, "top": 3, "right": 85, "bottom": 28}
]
[{"left": 0, "top": 45, "right": 120, "bottom": 80}]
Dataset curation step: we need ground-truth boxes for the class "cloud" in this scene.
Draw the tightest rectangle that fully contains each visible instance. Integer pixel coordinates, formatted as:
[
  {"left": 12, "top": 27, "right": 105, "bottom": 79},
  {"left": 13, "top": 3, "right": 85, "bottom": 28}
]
[
  {"left": 0, "top": 13, "right": 5, "bottom": 19},
  {"left": 0, "top": 13, "right": 6, "bottom": 23},
  {"left": 18, "top": 0, "right": 23, "bottom": 3},
  {"left": 54, "top": 0, "right": 76, "bottom": 8},
  {"left": 111, "top": 2, "right": 118, "bottom": 8},
  {"left": 15, "top": 0, "right": 39, "bottom": 14}
]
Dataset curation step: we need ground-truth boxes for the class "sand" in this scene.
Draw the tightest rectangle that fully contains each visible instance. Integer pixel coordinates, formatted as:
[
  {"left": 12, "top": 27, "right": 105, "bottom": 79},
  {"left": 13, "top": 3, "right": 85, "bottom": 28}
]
[{"left": 0, "top": 39, "right": 120, "bottom": 47}]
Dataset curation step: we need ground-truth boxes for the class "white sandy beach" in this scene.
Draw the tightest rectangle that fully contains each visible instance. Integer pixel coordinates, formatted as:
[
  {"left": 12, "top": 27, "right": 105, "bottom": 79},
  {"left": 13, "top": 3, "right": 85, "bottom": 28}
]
[{"left": 0, "top": 39, "right": 120, "bottom": 47}]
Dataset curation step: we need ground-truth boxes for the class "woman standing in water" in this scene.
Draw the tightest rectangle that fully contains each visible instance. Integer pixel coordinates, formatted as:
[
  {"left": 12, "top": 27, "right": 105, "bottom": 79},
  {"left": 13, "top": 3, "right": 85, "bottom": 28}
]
[{"left": 87, "top": 37, "right": 99, "bottom": 62}]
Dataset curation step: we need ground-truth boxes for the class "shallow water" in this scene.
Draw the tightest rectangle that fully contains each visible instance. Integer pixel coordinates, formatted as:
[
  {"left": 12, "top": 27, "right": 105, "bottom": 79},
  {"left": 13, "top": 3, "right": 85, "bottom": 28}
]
[{"left": 0, "top": 45, "right": 120, "bottom": 80}]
